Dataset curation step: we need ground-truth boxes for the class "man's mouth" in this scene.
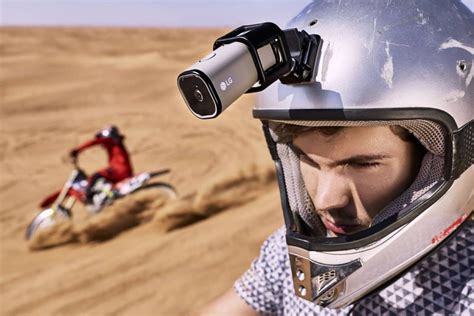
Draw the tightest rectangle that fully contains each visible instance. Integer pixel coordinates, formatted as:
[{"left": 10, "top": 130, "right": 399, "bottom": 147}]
[{"left": 321, "top": 217, "right": 364, "bottom": 235}]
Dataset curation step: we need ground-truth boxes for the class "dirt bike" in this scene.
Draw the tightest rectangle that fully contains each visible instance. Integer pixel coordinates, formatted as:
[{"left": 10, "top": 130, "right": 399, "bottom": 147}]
[{"left": 25, "top": 164, "right": 177, "bottom": 240}]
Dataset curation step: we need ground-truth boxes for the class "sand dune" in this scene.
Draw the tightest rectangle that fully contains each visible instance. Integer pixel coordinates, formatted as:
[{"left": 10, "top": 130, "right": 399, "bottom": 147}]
[{"left": 0, "top": 27, "right": 283, "bottom": 315}]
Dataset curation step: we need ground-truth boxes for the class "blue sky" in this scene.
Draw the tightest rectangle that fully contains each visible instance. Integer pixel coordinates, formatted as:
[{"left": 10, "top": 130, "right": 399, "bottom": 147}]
[
  {"left": 0, "top": 0, "right": 312, "bottom": 27},
  {"left": 1, "top": 0, "right": 473, "bottom": 28}
]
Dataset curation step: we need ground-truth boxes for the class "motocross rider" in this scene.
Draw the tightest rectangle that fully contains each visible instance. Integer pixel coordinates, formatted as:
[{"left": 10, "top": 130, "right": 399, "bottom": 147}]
[
  {"left": 196, "top": 0, "right": 473, "bottom": 314},
  {"left": 70, "top": 125, "right": 134, "bottom": 203}
]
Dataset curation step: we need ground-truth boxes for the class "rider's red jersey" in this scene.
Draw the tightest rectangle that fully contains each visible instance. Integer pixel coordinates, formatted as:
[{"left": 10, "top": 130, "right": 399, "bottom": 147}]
[{"left": 75, "top": 137, "right": 133, "bottom": 182}]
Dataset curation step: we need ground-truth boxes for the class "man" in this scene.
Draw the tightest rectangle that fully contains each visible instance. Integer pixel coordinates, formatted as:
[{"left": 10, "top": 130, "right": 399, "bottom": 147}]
[
  {"left": 197, "top": 0, "right": 473, "bottom": 314},
  {"left": 38, "top": 125, "right": 133, "bottom": 209},
  {"left": 70, "top": 125, "right": 133, "bottom": 203}
]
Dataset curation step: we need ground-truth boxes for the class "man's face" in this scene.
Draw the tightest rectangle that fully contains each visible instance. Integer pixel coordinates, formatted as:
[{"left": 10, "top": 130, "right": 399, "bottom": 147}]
[{"left": 293, "top": 126, "right": 421, "bottom": 236}]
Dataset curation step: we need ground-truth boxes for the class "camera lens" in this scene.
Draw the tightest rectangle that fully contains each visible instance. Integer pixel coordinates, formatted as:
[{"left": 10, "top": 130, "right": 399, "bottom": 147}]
[
  {"left": 177, "top": 71, "right": 220, "bottom": 119},
  {"left": 194, "top": 89, "right": 204, "bottom": 102}
]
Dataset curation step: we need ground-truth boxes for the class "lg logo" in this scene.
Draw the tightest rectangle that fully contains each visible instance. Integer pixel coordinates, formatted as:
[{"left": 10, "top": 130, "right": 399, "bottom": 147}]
[{"left": 220, "top": 77, "right": 233, "bottom": 91}]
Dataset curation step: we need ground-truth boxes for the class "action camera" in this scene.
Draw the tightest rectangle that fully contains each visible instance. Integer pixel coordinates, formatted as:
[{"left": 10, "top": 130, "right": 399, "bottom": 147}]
[{"left": 177, "top": 22, "right": 322, "bottom": 119}]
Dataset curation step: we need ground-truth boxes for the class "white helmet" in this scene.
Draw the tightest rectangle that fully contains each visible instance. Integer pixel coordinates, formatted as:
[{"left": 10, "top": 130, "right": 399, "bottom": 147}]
[
  {"left": 253, "top": 0, "right": 473, "bottom": 308},
  {"left": 95, "top": 125, "right": 124, "bottom": 143}
]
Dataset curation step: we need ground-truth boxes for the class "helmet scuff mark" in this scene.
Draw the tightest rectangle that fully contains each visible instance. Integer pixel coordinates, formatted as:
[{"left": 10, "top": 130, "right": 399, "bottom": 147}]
[
  {"left": 416, "top": 9, "right": 429, "bottom": 25},
  {"left": 364, "top": 18, "right": 377, "bottom": 55},
  {"left": 381, "top": 41, "right": 394, "bottom": 88},
  {"left": 377, "top": 41, "right": 409, "bottom": 48},
  {"left": 320, "top": 42, "right": 333, "bottom": 82},
  {"left": 444, "top": 90, "right": 466, "bottom": 103},
  {"left": 439, "top": 38, "right": 474, "bottom": 54}
]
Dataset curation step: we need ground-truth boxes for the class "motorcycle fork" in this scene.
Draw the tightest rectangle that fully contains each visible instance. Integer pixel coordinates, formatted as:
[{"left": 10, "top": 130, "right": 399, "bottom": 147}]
[
  {"left": 52, "top": 169, "right": 80, "bottom": 218},
  {"left": 63, "top": 196, "right": 76, "bottom": 212}
]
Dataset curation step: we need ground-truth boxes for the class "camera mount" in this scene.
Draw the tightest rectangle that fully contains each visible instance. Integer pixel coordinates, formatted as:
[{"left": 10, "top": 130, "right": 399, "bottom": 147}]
[{"left": 214, "top": 22, "right": 322, "bottom": 92}]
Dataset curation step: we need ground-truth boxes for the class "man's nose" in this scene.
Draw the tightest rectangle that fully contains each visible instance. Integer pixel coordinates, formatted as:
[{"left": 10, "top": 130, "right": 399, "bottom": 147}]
[{"left": 312, "top": 171, "right": 350, "bottom": 212}]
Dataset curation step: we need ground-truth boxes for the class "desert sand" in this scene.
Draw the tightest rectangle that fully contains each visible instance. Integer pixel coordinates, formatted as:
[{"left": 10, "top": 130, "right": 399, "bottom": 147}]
[{"left": 0, "top": 27, "right": 283, "bottom": 315}]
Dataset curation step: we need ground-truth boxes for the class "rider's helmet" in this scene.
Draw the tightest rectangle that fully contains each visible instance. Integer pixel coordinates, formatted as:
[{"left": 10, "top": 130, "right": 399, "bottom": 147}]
[
  {"left": 95, "top": 125, "right": 124, "bottom": 143},
  {"left": 253, "top": 0, "right": 473, "bottom": 308}
]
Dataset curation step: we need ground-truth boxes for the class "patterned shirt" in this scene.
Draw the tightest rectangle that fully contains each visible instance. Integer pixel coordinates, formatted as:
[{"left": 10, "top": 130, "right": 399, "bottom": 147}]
[{"left": 235, "top": 222, "right": 473, "bottom": 315}]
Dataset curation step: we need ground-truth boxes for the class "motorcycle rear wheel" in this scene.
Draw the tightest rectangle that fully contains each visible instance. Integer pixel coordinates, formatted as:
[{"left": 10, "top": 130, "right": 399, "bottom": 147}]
[{"left": 133, "top": 182, "right": 178, "bottom": 199}]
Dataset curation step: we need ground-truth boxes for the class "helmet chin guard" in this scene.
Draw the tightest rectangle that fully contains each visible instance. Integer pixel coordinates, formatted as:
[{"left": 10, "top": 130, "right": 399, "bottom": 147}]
[{"left": 256, "top": 0, "right": 474, "bottom": 308}]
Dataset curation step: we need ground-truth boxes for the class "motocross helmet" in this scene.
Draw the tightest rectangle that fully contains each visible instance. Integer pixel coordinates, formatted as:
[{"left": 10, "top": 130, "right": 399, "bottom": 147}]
[
  {"left": 95, "top": 125, "right": 124, "bottom": 143},
  {"left": 253, "top": 0, "right": 473, "bottom": 309}
]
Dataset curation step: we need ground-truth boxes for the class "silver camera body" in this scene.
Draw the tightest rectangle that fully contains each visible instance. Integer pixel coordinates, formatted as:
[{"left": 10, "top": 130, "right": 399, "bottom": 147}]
[{"left": 178, "top": 41, "right": 276, "bottom": 119}]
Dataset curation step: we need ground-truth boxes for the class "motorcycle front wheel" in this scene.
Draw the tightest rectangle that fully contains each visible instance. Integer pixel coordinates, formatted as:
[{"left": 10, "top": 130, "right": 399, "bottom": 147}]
[{"left": 25, "top": 207, "right": 71, "bottom": 240}]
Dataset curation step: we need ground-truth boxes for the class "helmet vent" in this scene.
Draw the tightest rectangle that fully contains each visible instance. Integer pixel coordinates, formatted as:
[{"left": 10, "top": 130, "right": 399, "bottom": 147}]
[
  {"left": 319, "top": 288, "right": 337, "bottom": 303},
  {"left": 315, "top": 270, "right": 338, "bottom": 303},
  {"left": 317, "top": 270, "right": 336, "bottom": 283},
  {"left": 316, "top": 270, "right": 337, "bottom": 290},
  {"left": 309, "top": 20, "right": 318, "bottom": 27},
  {"left": 457, "top": 60, "right": 468, "bottom": 73},
  {"left": 315, "top": 270, "right": 340, "bottom": 304}
]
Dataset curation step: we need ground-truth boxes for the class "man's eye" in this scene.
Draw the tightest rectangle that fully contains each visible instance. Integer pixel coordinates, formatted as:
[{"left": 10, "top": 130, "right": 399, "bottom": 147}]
[
  {"left": 351, "top": 162, "right": 380, "bottom": 169},
  {"left": 300, "top": 155, "right": 320, "bottom": 168}
]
